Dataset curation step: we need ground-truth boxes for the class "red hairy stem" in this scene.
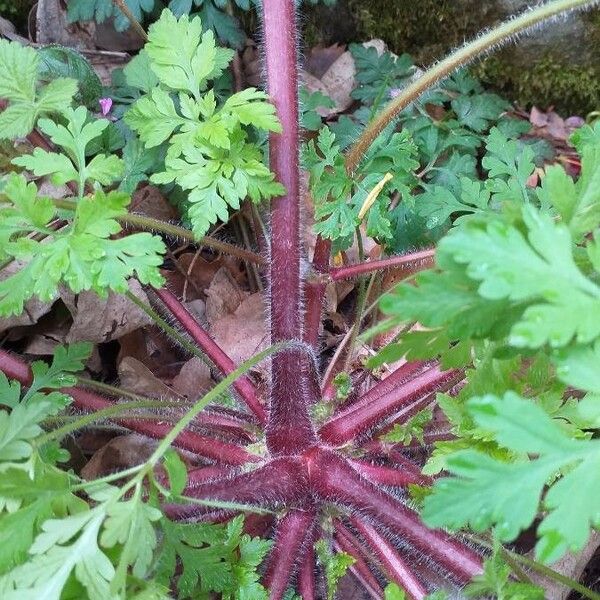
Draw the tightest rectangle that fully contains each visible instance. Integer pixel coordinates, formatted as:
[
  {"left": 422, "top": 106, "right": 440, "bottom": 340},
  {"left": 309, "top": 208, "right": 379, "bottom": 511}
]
[
  {"left": 265, "top": 348, "right": 319, "bottom": 455},
  {"left": 329, "top": 249, "right": 435, "bottom": 281},
  {"left": 177, "top": 457, "right": 307, "bottom": 516},
  {"left": 308, "top": 448, "right": 483, "bottom": 582},
  {"left": 350, "top": 517, "right": 427, "bottom": 600},
  {"left": 263, "top": 509, "right": 318, "bottom": 600},
  {"left": 262, "top": 0, "right": 320, "bottom": 454},
  {"left": 363, "top": 449, "right": 433, "bottom": 486},
  {"left": 0, "top": 349, "right": 32, "bottom": 383},
  {"left": 26, "top": 129, "right": 53, "bottom": 151},
  {"left": 194, "top": 410, "right": 255, "bottom": 442},
  {"left": 185, "top": 465, "right": 234, "bottom": 486},
  {"left": 361, "top": 435, "right": 450, "bottom": 461},
  {"left": 326, "top": 360, "right": 425, "bottom": 408},
  {"left": 319, "top": 365, "right": 460, "bottom": 446},
  {"left": 402, "top": 430, "right": 454, "bottom": 448},
  {"left": 298, "top": 529, "right": 318, "bottom": 600},
  {"left": 348, "top": 458, "right": 429, "bottom": 487},
  {"left": 303, "top": 236, "right": 331, "bottom": 348},
  {"left": 262, "top": 0, "right": 301, "bottom": 344},
  {"left": 72, "top": 387, "right": 257, "bottom": 464},
  {"left": 244, "top": 513, "right": 274, "bottom": 538},
  {"left": 0, "top": 350, "right": 253, "bottom": 465},
  {"left": 363, "top": 429, "right": 453, "bottom": 452},
  {"left": 153, "top": 288, "right": 266, "bottom": 423},
  {"left": 334, "top": 522, "right": 384, "bottom": 600}
]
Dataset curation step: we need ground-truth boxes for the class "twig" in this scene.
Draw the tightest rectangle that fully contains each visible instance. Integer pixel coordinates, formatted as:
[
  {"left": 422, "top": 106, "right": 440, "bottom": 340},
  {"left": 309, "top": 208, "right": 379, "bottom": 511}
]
[
  {"left": 52, "top": 198, "right": 266, "bottom": 265},
  {"left": 111, "top": 0, "right": 148, "bottom": 42}
]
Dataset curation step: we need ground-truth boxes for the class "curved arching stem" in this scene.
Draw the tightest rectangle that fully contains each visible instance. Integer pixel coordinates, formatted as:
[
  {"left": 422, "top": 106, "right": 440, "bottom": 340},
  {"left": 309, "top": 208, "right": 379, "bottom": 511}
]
[
  {"left": 153, "top": 288, "right": 266, "bottom": 423},
  {"left": 298, "top": 527, "right": 318, "bottom": 600},
  {"left": 308, "top": 449, "right": 483, "bottom": 582},
  {"left": 319, "top": 364, "right": 459, "bottom": 446},
  {"left": 350, "top": 517, "right": 427, "bottom": 600},
  {"left": 344, "top": 0, "right": 600, "bottom": 172},
  {"left": 303, "top": 236, "right": 331, "bottom": 348},
  {"left": 334, "top": 521, "right": 384, "bottom": 600},
  {"left": 168, "top": 457, "right": 306, "bottom": 520},
  {"left": 0, "top": 350, "right": 254, "bottom": 465},
  {"left": 263, "top": 509, "right": 318, "bottom": 600},
  {"left": 329, "top": 249, "right": 434, "bottom": 281},
  {"left": 348, "top": 458, "right": 430, "bottom": 487}
]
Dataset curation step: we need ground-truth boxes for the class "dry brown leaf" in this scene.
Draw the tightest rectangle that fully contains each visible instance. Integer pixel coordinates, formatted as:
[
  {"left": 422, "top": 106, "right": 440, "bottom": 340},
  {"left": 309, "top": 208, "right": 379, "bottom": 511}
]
[
  {"left": 241, "top": 40, "right": 261, "bottom": 87},
  {"left": 22, "top": 320, "right": 70, "bottom": 355},
  {"left": 35, "top": 0, "right": 95, "bottom": 47},
  {"left": 300, "top": 70, "right": 338, "bottom": 118},
  {"left": 529, "top": 106, "right": 582, "bottom": 142},
  {"left": 81, "top": 434, "right": 157, "bottom": 480},
  {"left": 93, "top": 20, "right": 144, "bottom": 52},
  {"left": 62, "top": 279, "right": 152, "bottom": 343},
  {"left": 118, "top": 327, "right": 182, "bottom": 379},
  {"left": 186, "top": 299, "right": 206, "bottom": 322},
  {"left": 205, "top": 267, "right": 247, "bottom": 326},
  {"left": 530, "top": 532, "right": 600, "bottom": 600},
  {"left": 164, "top": 253, "right": 247, "bottom": 301},
  {"left": 320, "top": 50, "right": 356, "bottom": 113},
  {"left": 529, "top": 105, "right": 548, "bottom": 127},
  {"left": 118, "top": 356, "right": 182, "bottom": 400},
  {"left": 171, "top": 357, "right": 213, "bottom": 401},
  {"left": 319, "top": 39, "right": 387, "bottom": 113},
  {"left": 37, "top": 180, "right": 72, "bottom": 199},
  {"left": 0, "top": 16, "right": 17, "bottom": 39},
  {"left": 210, "top": 293, "right": 268, "bottom": 366},
  {"left": 0, "top": 261, "right": 53, "bottom": 334},
  {"left": 130, "top": 185, "right": 179, "bottom": 222},
  {"left": 304, "top": 43, "right": 346, "bottom": 79}
]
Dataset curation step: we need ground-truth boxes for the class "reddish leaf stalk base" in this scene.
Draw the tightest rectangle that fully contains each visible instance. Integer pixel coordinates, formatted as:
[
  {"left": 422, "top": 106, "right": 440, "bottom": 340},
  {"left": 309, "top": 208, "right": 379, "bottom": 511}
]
[
  {"left": 0, "top": 0, "right": 489, "bottom": 592},
  {"left": 0, "top": 341, "right": 482, "bottom": 597},
  {"left": 181, "top": 445, "right": 483, "bottom": 598}
]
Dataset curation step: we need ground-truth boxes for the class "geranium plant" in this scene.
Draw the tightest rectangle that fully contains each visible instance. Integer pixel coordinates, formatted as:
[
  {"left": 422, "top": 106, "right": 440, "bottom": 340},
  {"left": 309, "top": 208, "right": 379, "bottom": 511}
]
[{"left": 0, "top": 0, "right": 599, "bottom": 598}]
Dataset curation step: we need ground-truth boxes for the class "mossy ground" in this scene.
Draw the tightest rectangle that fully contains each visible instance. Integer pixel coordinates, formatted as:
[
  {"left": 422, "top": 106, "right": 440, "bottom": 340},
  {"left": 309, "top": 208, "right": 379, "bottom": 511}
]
[{"left": 302, "top": 0, "right": 600, "bottom": 114}]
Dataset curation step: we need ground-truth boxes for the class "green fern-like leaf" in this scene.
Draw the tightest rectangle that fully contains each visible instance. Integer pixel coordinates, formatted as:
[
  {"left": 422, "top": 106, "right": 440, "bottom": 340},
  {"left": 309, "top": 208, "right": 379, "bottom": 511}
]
[
  {"left": 125, "top": 9, "right": 283, "bottom": 237},
  {"left": 0, "top": 39, "right": 77, "bottom": 139},
  {"left": 0, "top": 174, "right": 165, "bottom": 316}
]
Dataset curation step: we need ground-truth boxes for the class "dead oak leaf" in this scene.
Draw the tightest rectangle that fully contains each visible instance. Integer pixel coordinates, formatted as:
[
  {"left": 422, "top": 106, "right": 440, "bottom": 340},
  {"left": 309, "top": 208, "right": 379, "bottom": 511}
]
[
  {"left": 62, "top": 279, "right": 152, "bottom": 343},
  {"left": 209, "top": 293, "right": 268, "bottom": 367}
]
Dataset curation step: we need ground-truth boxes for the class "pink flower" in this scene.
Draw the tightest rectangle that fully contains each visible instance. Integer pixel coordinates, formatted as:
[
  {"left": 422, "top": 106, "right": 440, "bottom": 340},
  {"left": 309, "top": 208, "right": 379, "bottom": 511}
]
[{"left": 99, "top": 97, "right": 113, "bottom": 116}]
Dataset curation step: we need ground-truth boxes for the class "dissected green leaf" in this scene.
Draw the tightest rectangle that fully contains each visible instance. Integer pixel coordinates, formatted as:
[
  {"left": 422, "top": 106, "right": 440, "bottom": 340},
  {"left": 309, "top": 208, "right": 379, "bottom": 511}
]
[
  {"left": 422, "top": 392, "right": 600, "bottom": 563},
  {"left": 464, "top": 546, "right": 544, "bottom": 599},
  {"left": 145, "top": 9, "right": 234, "bottom": 97},
  {"left": 152, "top": 132, "right": 283, "bottom": 237},
  {"left": 125, "top": 9, "right": 282, "bottom": 237},
  {"left": 300, "top": 88, "right": 334, "bottom": 131},
  {"left": 12, "top": 107, "right": 124, "bottom": 189},
  {"left": 349, "top": 44, "right": 414, "bottom": 107},
  {"left": 0, "top": 175, "right": 165, "bottom": 315},
  {"left": 451, "top": 93, "right": 509, "bottom": 133},
  {"left": 67, "top": 0, "right": 155, "bottom": 32},
  {"left": 156, "top": 515, "right": 271, "bottom": 598},
  {"left": 381, "top": 408, "right": 433, "bottom": 446},
  {"left": 315, "top": 540, "right": 355, "bottom": 600},
  {"left": 441, "top": 205, "right": 600, "bottom": 349},
  {"left": 0, "top": 40, "right": 77, "bottom": 139}
]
